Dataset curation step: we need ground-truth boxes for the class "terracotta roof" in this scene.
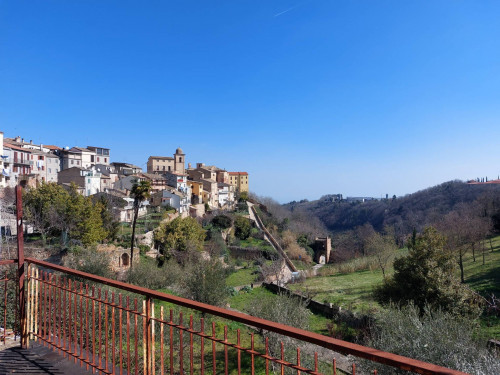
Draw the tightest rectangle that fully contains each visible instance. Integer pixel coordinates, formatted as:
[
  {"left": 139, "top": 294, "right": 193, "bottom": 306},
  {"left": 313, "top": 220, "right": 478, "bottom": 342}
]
[
  {"left": 467, "top": 179, "right": 500, "bottom": 185},
  {"left": 228, "top": 172, "right": 248, "bottom": 175},
  {"left": 4, "top": 144, "right": 31, "bottom": 152},
  {"left": 44, "top": 145, "right": 62, "bottom": 150}
]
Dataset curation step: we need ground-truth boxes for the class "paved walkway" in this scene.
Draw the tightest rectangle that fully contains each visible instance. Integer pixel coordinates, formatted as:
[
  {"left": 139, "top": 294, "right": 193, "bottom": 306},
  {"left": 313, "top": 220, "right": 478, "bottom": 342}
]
[{"left": 0, "top": 342, "right": 93, "bottom": 375}]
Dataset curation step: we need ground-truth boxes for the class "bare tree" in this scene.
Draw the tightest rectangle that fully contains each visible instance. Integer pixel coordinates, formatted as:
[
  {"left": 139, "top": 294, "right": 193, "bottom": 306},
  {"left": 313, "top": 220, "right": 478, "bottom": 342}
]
[
  {"left": 355, "top": 223, "right": 376, "bottom": 256},
  {"left": 438, "top": 203, "right": 491, "bottom": 282},
  {"left": 366, "top": 227, "right": 397, "bottom": 279}
]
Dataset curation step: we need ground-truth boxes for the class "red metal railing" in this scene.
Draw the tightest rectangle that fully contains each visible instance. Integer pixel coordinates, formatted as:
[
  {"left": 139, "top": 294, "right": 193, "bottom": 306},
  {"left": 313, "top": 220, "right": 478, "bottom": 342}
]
[
  {"left": 22, "top": 257, "right": 467, "bottom": 375},
  {"left": 8, "top": 185, "right": 470, "bottom": 375}
]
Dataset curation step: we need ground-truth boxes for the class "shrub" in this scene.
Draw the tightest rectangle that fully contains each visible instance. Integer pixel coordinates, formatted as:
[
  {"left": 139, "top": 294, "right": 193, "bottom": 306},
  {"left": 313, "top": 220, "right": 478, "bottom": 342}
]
[
  {"left": 236, "top": 202, "right": 248, "bottom": 212},
  {"left": 211, "top": 214, "right": 232, "bottom": 230},
  {"left": 63, "top": 247, "right": 113, "bottom": 279},
  {"left": 246, "top": 293, "right": 311, "bottom": 360},
  {"left": 180, "top": 257, "right": 231, "bottom": 307},
  {"left": 138, "top": 244, "right": 150, "bottom": 255},
  {"left": 127, "top": 257, "right": 182, "bottom": 290},
  {"left": 240, "top": 285, "right": 252, "bottom": 293},
  {"left": 234, "top": 217, "right": 252, "bottom": 240},
  {"left": 366, "top": 303, "right": 500, "bottom": 374}
]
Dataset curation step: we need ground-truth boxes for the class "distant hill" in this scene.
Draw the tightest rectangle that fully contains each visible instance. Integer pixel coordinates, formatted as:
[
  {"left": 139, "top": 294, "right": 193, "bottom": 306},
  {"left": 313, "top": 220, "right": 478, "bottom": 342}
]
[{"left": 284, "top": 180, "right": 500, "bottom": 236}]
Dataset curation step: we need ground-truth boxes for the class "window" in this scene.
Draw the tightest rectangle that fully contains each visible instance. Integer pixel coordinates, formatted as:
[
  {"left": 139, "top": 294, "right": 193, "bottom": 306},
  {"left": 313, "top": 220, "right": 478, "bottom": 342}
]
[
  {"left": 91, "top": 155, "right": 95, "bottom": 162},
  {"left": 97, "top": 157, "right": 100, "bottom": 162},
  {"left": 49, "top": 168, "right": 52, "bottom": 173},
  {"left": 71, "top": 160, "right": 74, "bottom": 165},
  {"left": 104, "top": 158, "right": 107, "bottom": 163},
  {"left": 77, "top": 161, "right": 80, "bottom": 165}
]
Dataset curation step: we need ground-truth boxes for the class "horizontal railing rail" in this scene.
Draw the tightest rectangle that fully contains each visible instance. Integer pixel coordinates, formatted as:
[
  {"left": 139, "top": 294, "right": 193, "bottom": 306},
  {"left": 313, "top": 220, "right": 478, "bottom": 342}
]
[{"left": 24, "top": 257, "right": 468, "bottom": 375}]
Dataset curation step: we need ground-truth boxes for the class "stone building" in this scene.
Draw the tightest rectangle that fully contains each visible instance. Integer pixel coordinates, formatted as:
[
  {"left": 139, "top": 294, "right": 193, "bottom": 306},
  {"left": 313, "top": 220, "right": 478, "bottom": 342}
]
[
  {"left": 314, "top": 236, "right": 332, "bottom": 264},
  {"left": 147, "top": 148, "right": 185, "bottom": 174}
]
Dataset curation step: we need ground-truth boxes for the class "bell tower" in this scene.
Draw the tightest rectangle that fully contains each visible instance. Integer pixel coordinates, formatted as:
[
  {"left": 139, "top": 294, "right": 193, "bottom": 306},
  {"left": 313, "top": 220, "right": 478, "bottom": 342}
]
[{"left": 174, "top": 147, "right": 185, "bottom": 174}]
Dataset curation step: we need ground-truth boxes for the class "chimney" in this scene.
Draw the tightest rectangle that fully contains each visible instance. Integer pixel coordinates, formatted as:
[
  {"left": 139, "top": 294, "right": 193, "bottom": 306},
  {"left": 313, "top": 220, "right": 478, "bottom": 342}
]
[
  {"left": 188, "top": 163, "right": 192, "bottom": 169},
  {"left": 30, "top": 140, "right": 33, "bottom": 145},
  {"left": 40, "top": 144, "right": 43, "bottom": 151}
]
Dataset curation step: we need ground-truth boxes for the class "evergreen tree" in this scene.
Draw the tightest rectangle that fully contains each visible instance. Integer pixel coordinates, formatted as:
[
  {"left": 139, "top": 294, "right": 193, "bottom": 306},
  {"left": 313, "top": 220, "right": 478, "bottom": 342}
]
[
  {"left": 374, "top": 227, "right": 481, "bottom": 316},
  {"left": 155, "top": 216, "right": 205, "bottom": 255}
]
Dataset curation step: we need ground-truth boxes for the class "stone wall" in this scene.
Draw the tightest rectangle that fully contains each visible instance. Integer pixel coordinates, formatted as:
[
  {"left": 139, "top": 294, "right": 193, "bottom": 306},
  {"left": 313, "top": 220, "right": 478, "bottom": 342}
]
[
  {"left": 262, "top": 282, "right": 372, "bottom": 329},
  {"left": 96, "top": 244, "right": 139, "bottom": 272}
]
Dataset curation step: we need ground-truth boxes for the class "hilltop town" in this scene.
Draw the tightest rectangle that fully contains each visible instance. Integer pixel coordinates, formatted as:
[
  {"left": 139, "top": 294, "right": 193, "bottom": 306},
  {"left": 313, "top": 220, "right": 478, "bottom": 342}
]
[{"left": 0, "top": 132, "right": 248, "bottom": 219}]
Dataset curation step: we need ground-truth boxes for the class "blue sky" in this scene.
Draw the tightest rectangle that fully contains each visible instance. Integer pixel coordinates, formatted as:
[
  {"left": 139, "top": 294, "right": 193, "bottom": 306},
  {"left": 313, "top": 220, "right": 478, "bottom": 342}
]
[{"left": 1, "top": 1, "right": 500, "bottom": 202}]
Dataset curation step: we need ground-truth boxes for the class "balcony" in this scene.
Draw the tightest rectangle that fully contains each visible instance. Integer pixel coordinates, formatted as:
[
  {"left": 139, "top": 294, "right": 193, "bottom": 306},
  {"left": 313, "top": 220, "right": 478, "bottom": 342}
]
[
  {"left": 0, "top": 257, "right": 470, "bottom": 375},
  {"left": 13, "top": 158, "right": 31, "bottom": 166},
  {"left": 0, "top": 187, "right": 468, "bottom": 375}
]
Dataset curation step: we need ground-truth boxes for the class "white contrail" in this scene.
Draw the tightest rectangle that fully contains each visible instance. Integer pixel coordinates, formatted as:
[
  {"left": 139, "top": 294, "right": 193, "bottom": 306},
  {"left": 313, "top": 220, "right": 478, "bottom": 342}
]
[{"left": 273, "top": 3, "right": 301, "bottom": 17}]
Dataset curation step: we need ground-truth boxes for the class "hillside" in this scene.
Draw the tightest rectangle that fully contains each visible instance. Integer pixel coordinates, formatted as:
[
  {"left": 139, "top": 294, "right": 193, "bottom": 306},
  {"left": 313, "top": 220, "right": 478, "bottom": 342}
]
[{"left": 284, "top": 180, "right": 500, "bottom": 236}]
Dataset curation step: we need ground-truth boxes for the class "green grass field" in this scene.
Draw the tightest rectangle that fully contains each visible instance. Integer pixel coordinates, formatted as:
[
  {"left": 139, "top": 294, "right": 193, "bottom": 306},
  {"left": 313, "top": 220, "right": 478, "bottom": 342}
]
[
  {"left": 288, "top": 269, "right": 384, "bottom": 314},
  {"left": 237, "top": 236, "right": 274, "bottom": 252},
  {"left": 463, "top": 236, "right": 500, "bottom": 296},
  {"left": 284, "top": 235, "right": 500, "bottom": 339},
  {"left": 226, "top": 267, "right": 260, "bottom": 287}
]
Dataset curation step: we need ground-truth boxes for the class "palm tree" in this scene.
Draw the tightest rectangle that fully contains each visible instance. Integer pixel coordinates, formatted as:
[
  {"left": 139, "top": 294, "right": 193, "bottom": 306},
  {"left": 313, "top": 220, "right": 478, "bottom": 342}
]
[{"left": 130, "top": 180, "right": 151, "bottom": 269}]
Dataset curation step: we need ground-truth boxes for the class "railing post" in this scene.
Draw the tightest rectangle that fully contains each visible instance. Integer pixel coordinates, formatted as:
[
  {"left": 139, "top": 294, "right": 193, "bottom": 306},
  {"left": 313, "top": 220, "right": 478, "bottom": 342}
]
[
  {"left": 145, "top": 297, "right": 153, "bottom": 375},
  {"left": 16, "top": 185, "right": 27, "bottom": 348}
]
